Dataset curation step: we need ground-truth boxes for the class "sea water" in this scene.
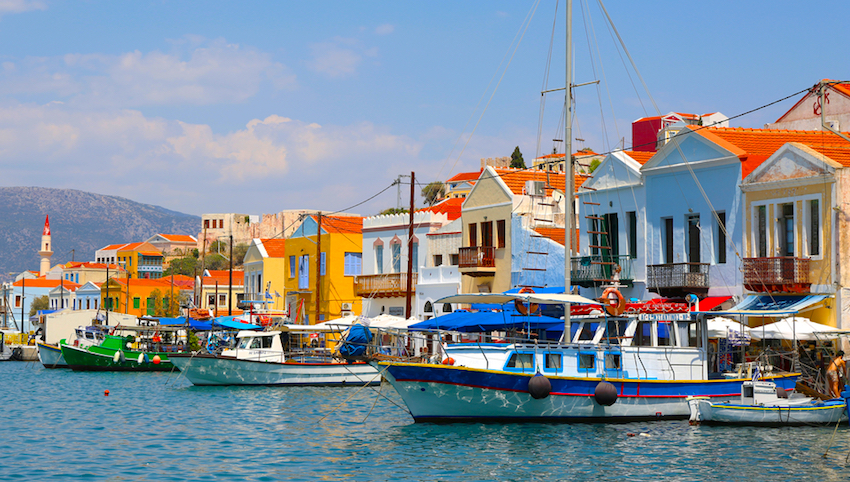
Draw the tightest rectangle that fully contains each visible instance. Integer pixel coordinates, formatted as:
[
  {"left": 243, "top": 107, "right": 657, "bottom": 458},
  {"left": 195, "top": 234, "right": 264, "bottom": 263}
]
[{"left": 1, "top": 362, "right": 848, "bottom": 481}]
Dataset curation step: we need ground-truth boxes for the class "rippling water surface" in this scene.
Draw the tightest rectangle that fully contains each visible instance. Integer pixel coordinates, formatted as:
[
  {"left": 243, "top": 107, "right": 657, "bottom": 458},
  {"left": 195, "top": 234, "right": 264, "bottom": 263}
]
[{"left": 2, "top": 362, "right": 849, "bottom": 481}]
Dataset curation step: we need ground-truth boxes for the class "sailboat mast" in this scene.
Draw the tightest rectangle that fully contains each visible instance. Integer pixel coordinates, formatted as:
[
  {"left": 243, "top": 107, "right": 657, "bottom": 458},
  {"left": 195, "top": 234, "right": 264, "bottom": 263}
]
[{"left": 564, "top": 0, "right": 573, "bottom": 334}]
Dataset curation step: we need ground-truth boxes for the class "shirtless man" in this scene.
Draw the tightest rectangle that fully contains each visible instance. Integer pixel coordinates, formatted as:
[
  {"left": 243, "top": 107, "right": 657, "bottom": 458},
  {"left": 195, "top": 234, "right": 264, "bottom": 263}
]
[{"left": 827, "top": 350, "right": 846, "bottom": 398}]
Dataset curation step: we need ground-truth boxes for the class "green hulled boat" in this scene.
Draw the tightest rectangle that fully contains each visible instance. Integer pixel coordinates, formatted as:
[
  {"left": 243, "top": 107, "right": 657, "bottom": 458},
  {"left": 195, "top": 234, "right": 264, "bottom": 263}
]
[{"left": 59, "top": 333, "right": 178, "bottom": 372}]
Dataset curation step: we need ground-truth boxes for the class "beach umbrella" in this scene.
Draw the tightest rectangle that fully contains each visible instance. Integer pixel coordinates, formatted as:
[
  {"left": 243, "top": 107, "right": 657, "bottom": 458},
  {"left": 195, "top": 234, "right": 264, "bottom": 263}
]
[
  {"left": 706, "top": 316, "right": 752, "bottom": 339},
  {"left": 757, "top": 317, "right": 842, "bottom": 341}
]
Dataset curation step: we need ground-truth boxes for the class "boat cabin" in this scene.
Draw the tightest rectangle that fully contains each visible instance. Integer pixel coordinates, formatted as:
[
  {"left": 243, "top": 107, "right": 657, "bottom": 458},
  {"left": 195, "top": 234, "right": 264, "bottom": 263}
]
[{"left": 224, "top": 331, "right": 287, "bottom": 363}]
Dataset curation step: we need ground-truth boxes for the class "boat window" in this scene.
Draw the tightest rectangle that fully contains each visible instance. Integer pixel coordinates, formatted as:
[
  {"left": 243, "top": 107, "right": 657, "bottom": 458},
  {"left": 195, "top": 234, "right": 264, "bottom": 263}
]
[
  {"left": 578, "top": 353, "right": 595, "bottom": 370},
  {"left": 605, "top": 353, "right": 621, "bottom": 370},
  {"left": 633, "top": 321, "right": 652, "bottom": 346},
  {"left": 604, "top": 320, "right": 627, "bottom": 345},
  {"left": 578, "top": 322, "right": 599, "bottom": 342},
  {"left": 506, "top": 353, "right": 534, "bottom": 369},
  {"left": 682, "top": 321, "right": 701, "bottom": 348},
  {"left": 238, "top": 337, "right": 253, "bottom": 349},
  {"left": 261, "top": 336, "right": 273, "bottom": 349},
  {"left": 657, "top": 322, "right": 674, "bottom": 346},
  {"left": 85, "top": 332, "right": 94, "bottom": 340},
  {"left": 545, "top": 353, "right": 562, "bottom": 370}
]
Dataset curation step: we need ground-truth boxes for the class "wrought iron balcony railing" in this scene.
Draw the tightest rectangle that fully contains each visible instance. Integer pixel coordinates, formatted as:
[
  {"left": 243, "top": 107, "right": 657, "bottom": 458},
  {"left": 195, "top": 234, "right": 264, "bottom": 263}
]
[{"left": 743, "top": 257, "right": 810, "bottom": 293}]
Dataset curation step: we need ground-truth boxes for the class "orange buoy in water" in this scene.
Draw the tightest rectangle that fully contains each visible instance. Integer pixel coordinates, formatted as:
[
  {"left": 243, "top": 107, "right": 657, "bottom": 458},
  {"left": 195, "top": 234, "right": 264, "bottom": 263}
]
[
  {"left": 442, "top": 357, "right": 455, "bottom": 365},
  {"left": 152, "top": 355, "right": 161, "bottom": 365},
  {"left": 104, "top": 390, "right": 110, "bottom": 396}
]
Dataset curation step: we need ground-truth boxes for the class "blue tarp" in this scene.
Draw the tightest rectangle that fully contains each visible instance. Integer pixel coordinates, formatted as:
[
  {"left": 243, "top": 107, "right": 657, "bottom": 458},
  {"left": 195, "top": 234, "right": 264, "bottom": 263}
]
[
  {"left": 410, "top": 311, "right": 564, "bottom": 333},
  {"left": 338, "top": 323, "right": 372, "bottom": 358}
]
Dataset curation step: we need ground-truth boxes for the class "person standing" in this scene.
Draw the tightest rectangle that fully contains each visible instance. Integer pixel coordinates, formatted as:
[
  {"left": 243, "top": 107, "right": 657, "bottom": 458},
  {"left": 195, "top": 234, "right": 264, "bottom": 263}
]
[{"left": 826, "top": 351, "right": 846, "bottom": 398}]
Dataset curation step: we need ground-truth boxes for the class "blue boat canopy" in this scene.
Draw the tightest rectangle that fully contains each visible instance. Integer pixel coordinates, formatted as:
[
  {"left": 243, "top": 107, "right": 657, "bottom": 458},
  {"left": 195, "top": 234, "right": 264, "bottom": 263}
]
[
  {"left": 410, "top": 311, "right": 564, "bottom": 333},
  {"left": 157, "top": 316, "right": 262, "bottom": 331}
]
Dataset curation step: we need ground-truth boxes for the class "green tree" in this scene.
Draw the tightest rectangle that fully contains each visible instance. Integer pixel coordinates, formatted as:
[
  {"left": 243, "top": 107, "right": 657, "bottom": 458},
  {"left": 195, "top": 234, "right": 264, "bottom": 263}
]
[
  {"left": 378, "top": 207, "right": 408, "bottom": 215},
  {"left": 164, "top": 256, "right": 202, "bottom": 277},
  {"left": 510, "top": 146, "right": 526, "bottom": 169},
  {"left": 204, "top": 253, "right": 230, "bottom": 271},
  {"left": 421, "top": 181, "right": 445, "bottom": 206},
  {"left": 588, "top": 158, "right": 601, "bottom": 173},
  {"left": 209, "top": 240, "right": 228, "bottom": 254},
  {"left": 29, "top": 295, "right": 49, "bottom": 317},
  {"left": 231, "top": 243, "right": 249, "bottom": 266},
  {"left": 149, "top": 289, "right": 165, "bottom": 317}
]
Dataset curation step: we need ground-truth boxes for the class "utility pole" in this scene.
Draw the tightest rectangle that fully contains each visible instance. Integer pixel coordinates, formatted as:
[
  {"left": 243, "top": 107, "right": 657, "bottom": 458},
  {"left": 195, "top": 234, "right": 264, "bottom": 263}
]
[
  {"left": 228, "top": 235, "right": 233, "bottom": 316},
  {"left": 405, "top": 171, "right": 415, "bottom": 318},
  {"left": 315, "top": 212, "right": 322, "bottom": 324}
]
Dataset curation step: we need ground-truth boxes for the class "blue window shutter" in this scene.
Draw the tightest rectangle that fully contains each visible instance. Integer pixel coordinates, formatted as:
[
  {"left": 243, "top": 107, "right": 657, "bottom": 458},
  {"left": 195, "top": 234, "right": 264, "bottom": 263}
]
[
  {"left": 321, "top": 252, "right": 326, "bottom": 276},
  {"left": 355, "top": 253, "right": 361, "bottom": 275}
]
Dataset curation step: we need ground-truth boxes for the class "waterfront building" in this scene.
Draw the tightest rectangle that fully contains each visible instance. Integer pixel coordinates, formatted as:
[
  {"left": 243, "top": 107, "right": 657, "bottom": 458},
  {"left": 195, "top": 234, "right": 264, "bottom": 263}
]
[
  {"left": 198, "top": 270, "right": 245, "bottom": 316},
  {"left": 100, "top": 277, "right": 188, "bottom": 317},
  {"left": 632, "top": 111, "right": 729, "bottom": 152},
  {"left": 9, "top": 278, "right": 70, "bottom": 331},
  {"left": 574, "top": 149, "right": 654, "bottom": 301},
  {"left": 47, "top": 281, "right": 81, "bottom": 310},
  {"left": 74, "top": 281, "right": 103, "bottom": 311},
  {"left": 283, "top": 215, "right": 363, "bottom": 324},
  {"left": 767, "top": 80, "right": 850, "bottom": 132},
  {"left": 95, "top": 242, "right": 164, "bottom": 279},
  {"left": 242, "top": 238, "right": 288, "bottom": 307},
  {"left": 144, "top": 234, "right": 198, "bottom": 266},
  {"left": 444, "top": 171, "right": 480, "bottom": 200},
  {"left": 740, "top": 132, "right": 850, "bottom": 329},
  {"left": 356, "top": 199, "right": 461, "bottom": 318},
  {"left": 61, "top": 262, "right": 124, "bottom": 285}
]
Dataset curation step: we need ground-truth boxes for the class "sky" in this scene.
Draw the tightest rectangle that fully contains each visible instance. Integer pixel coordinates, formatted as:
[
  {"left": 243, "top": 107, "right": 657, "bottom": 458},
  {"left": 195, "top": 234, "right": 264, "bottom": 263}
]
[{"left": 1, "top": 0, "right": 849, "bottom": 217}]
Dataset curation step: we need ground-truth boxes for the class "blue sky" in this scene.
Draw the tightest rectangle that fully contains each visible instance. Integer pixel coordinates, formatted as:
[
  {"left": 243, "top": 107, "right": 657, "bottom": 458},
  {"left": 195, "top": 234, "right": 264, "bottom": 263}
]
[{"left": 1, "top": 0, "right": 848, "bottom": 216}]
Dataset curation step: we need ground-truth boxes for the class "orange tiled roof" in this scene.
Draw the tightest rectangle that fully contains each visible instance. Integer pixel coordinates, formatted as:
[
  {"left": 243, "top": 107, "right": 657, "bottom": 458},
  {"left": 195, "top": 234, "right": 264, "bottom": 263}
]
[
  {"left": 158, "top": 234, "right": 196, "bottom": 242},
  {"left": 690, "top": 126, "right": 850, "bottom": 177},
  {"left": 118, "top": 242, "right": 146, "bottom": 251},
  {"left": 139, "top": 251, "right": 163, "bottom": 257},
  {"left": 65, "top": 261, "right": 115, "bottom": 270},
  {"left": 313, "top": 215, "right": 363, "bottom": 235},
  {"left": 623, "top": 150, "right": 654, "bottom": 164},
  {"left": 446, "top": 170, "right": 483, "bottom": 183},
  {"left": 419, "top": 198, "right": 463, "bottom": 221},
  {"left": 101, "top": 243, "right": 128, "bottom": 251},
  {"left": 13, "top": 279, "right": 80, "bottom": 288},
  {"left": 260, "top": 239, "right": 286, "bottom": 258},
  {"left": 534, "top": 227, "right": 565, "bottom": 246},
  {"left": 490, "top": 168, "right": 566, "bottom": 196}
]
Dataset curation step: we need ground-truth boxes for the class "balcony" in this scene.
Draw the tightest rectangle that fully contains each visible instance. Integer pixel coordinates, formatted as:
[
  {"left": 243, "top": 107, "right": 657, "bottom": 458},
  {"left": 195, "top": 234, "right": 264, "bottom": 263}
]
[
  {"left": 459, "top": 246, "right": 496, "bottom": 277},
  {"left": 354, "top": 273, "right": 417, "bottom": 298},
  {"left": 647, "top": 262, "right": 710, "bottom": 298},
  {"left": 570, "top": 255, "right": 634, "bottom": 288},
  {"left": 743, "top": 257, "right": 810, "bottom": 293}
]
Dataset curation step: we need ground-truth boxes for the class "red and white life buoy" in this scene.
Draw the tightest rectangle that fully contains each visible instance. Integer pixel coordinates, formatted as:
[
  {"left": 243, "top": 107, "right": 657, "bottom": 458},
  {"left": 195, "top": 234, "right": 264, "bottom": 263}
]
[
  {"left": 515, "top": 287, "right": 539, "bottom": 315},
  {"left": 599, "top": 288, "right": 626, "bottom": 316}
]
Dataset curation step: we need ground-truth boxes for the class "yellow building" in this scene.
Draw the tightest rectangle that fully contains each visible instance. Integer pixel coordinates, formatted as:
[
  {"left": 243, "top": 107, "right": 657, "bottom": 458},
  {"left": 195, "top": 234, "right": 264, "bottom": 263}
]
[
  {"left": 101, "top": 277, "right": 182, "bottom": 317},
  {"left": 242, "top": 239, "right": 287, "bottom": 311},
  {"left": 741, "top": 136, "right": 850, "bottom": 329},
  {"left": 284, "top": 215, "right": 363, "bottom": 323}
]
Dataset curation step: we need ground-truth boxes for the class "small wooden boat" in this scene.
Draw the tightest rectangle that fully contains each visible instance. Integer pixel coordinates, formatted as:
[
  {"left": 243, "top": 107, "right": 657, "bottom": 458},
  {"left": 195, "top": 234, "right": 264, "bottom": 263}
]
[
  {"left": 38, "top": 325, "right": 109, "bottom": 368},
  {"left": 59, "top": 324, "right": 187, "bottom": 372},
  {"left": 688, "top": 380, "right": 848, "bottom": 426}
]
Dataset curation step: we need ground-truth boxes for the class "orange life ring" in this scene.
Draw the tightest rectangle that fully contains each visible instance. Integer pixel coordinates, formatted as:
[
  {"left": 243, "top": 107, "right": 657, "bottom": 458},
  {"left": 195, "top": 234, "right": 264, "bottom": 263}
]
[
  {"left": 152, "top": 333, "right": 162, "bottom": 343},
  {"left": 599, "top": 288, "right": 626, "bottom": 316},
  {"left": 515, "top": 287, "right": 539, "bottom": 315}
]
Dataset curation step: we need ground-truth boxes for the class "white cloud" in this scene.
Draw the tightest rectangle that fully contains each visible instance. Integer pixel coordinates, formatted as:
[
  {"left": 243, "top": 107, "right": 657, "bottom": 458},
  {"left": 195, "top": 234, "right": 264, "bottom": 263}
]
[
  {"left": 0, "top": 0, "right": 46, "bottom": 17},
  {"left": 375, "top": 24, "right": 394, "bottom": 35},
  {"left": 0, "top": 37, "right": 296, "bottom": 106},
  {"left": 0, "top": 103, "right": 421, "bottom": 213},
  {"left": 306, "top": 37, "right": 377, "bottom": 78}
]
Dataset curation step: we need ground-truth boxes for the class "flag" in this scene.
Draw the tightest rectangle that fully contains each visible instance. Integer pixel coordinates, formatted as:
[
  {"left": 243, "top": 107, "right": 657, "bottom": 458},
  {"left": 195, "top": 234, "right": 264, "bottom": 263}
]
[
  {"left": 264, "top": 291, "right": 272, "bottom": 300},
  {"left": 275, "top": 290, "right": 281, "bottom": 298}
]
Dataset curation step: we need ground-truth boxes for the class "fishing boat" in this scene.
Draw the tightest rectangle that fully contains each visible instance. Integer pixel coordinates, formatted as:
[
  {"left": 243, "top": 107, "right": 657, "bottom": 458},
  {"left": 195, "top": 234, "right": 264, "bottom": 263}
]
[
  {"left": 0, "top": 329, "right": 17, "bottom": 361},
  {"left": 59, "top": 324, "right": 186, "bottom": 372},
  {"left": 37, "top": 325, "right": 109, "bottom": 369},
  {"left": 169, "top": 326, "right": 379, "bottom": 386},
  {"left": 687, "top": 379, "right": 848, "bottom": 426}
]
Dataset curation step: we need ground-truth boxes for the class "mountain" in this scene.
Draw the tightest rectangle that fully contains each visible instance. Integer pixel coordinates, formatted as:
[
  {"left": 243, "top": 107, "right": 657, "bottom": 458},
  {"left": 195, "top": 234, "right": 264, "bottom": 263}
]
[{"left": 0, "top": 187, "right": 200, "bottom": 283}]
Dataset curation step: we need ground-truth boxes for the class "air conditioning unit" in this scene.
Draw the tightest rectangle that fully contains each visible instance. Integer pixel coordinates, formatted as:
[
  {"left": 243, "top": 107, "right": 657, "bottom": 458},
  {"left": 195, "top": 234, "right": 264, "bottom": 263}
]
[
  {"left": 341, "top": 302, "right": 352, "bottom": 311},
  {"left": 525, "top": 180, "right": 545, "bottom": 196}
]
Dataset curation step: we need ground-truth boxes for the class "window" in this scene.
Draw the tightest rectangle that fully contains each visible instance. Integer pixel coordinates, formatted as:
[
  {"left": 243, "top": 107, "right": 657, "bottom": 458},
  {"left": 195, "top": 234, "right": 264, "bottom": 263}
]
[
  {"left": 411, "top": 242, "right": 418, "bottom": 272},
  {"left": 663, "top": 217, "right": 674, "bottom": 264},
  {"left": 605, "top": 353, "right": 622, "bottom": 370},
  {"left": 497, "top": 220, "right": 506, "bottom": 248},
  {"left": 634, "top": 321, "right": 652, "bottom": 346},
  {"left": 756, "top": 205, "right": 767, "bottom": 257},
  {"left": 686, "top": 214, "right": 700, "bottom": 264},
  {"left": 204, "top": 219, "right": 210, "bottom": 229},
  {"left": 442, "top": 303, "right": 452, "bottom": 313},
  {"left": 468, "top": 223, "right": 478, "bottom": 247},
  {"left": 344, "top": 252, "right": 362, "bottom": 276},
  {"left": 809, "top": 199, "right": 820, "bottom": 256},
  {"left": 657, "top": 322, "right": 674, "bottom": 346},
  {"left": 715, "top": 211, "right": 726, "bottom": 264},
  {"left": 450, "top": 254, "right": 459, "bottom": 266},
  {"left": 779, "top": 203, "right": 794, "bottom": 256},
  {"left": 627, "top": 211, "right": 637, "bottom": 259},
  {"left": 506, "top": 353, "right": 534, "bottom": 369},
  {"left": 424, "top": 301, "right": 433, "bottom": 313},
  {"left": 219, "top": 294, "right": 226, "bottom": 305},
  {"left": 545, "top": 353, "right": 562, "bottom": 370},
  {"left": 391, "top": 243, "right": 401, "bottom": 273},
  {"left": 433, "top": 254, "right": 443, "bottom": 266},
  {"left": 298, "top": 255, "right": 309, "bottom": 290},
  {"left": 289, "top": 256, "right": 296, "bottom": 278},
  {"left": 208, "top": 294, "right": 215, "bottom": 307},
  {"left": 320, "top": 252, "right": 326, "bottom": 276},
  {"left": 376, "top": 245, "right": 384, "bottom": 274},
  {"left": 133, "top": 297, "right": 140, "bottom": 309},
  {"left": 481, "top": 221, "right": 493, "bottom": 247},
  {"left": 578, "top": 353, "right": 596, "bottom": 370},
  {"left": 589, "top": 217, "right": 600, "bottom": 256}
]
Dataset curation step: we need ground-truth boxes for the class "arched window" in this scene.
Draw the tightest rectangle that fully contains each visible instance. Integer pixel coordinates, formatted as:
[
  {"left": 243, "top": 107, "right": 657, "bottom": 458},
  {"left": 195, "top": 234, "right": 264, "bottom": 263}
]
[
  {"left": 442, "top": 303, "right": 453, "bottom": 313},
  {"left": 424, "top": 301, "right": 433, "bottom": 313}
]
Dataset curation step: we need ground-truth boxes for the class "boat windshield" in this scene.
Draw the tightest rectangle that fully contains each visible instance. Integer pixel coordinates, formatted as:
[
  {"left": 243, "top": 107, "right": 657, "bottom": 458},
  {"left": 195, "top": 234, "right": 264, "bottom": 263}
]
[
  {"left": 238, "top": 336, "right": 273, "bottom": 349},
  {"left": 604, "top": 320, "right": 628, "bottom": 345}
]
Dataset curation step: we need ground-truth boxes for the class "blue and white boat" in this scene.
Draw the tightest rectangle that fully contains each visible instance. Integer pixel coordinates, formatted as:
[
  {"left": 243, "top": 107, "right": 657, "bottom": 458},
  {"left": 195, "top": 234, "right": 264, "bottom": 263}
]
[
  {"left": 367, "top": 293, "right": 799, "bottom": 422},
  {"left": 687, "top": 379, "right": 847, "bottom": 426}
]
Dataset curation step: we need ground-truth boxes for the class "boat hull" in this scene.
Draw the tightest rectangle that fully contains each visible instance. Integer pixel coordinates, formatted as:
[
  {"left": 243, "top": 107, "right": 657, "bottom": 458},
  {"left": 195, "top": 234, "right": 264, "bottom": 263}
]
[
  {"left": 37, "top": 342, "right": 67, "bottom": 368},
  {"left": 688, "top": 398, "right": 848, "bottom": 426},
  {"left": 170, "top": 353, "right": 380, "bottom": 386},
  {"left": 60, "top": 344, "right": 176, "bottom": 372},
  {"left": 380, "top": 362, "right": 800, "bottom": 422}
]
